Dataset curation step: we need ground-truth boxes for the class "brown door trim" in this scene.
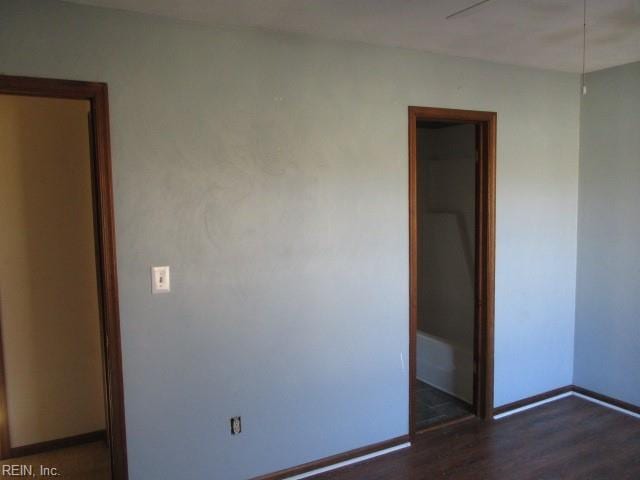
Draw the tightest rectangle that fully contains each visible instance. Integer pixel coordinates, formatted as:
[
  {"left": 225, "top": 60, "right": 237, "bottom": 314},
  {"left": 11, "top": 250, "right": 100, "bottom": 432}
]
[
  {"left": 408, "top": 106, "right": 496, "bottom": 438},
  {"left": 0, "top": 74, "right": 128, "bottom": 480}
]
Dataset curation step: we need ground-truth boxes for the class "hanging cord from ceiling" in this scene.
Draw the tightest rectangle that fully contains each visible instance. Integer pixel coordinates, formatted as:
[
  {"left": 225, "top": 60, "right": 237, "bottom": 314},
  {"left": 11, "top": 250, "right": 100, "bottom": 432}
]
[{"left": 582, "top": 0, "right": 588, "bottom": 95}]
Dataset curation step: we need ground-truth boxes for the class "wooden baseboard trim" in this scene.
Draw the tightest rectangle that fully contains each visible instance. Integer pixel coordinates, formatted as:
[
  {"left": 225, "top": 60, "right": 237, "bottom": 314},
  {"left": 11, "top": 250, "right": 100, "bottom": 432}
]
[
  {"left": 9, "top": 430, "right": 106, "bottom": 459},
  {"left": 251, "top": 435, "right": 410, "bottom": 480},
  {"left": 572, "top": 386, "right": 640, "bottom": 416},
  {"left": 493, "top": 386, "right": 573, "bottom": 416}
]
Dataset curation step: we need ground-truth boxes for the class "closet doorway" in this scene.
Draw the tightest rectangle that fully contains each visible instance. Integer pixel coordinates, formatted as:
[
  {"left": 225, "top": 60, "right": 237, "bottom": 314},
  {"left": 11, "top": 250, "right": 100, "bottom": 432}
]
[
  {"left": 0, "top": 75, "right": 128, "bottom": 480},
  {"left": 408, "top": 106, "right": 496, "bottom": 435}
]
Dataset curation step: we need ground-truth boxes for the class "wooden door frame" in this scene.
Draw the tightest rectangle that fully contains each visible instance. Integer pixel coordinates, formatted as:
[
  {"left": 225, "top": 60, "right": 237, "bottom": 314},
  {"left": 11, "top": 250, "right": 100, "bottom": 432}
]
[
  {"left": 408, "top": 106, "right": 496, "bottom": 438},
  {"left": 0, "top": 75, "right": 128, "bottom": 480}
]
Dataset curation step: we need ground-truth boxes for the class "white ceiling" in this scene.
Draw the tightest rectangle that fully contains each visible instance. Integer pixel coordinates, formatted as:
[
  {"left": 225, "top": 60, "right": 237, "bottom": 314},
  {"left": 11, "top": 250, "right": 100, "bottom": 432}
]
[{"left": 67, "top": 0, "right": 640, "bottom": 73}]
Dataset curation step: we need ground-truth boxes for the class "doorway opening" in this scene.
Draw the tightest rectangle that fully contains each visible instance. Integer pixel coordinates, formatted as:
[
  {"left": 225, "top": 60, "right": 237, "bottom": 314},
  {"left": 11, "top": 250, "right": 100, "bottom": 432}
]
[
  {"left": 0, "top": 75, "right": 128, "bottom": 480},
  {"left": 409, "top": 107, "right": 496, "bottom": 435}
]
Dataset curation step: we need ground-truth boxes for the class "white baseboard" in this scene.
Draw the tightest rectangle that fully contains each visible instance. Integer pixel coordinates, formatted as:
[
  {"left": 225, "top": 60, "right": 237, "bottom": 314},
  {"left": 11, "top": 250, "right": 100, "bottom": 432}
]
[
  {"left": 494, "top": 391, "right": 640, "bottom": 420},
  {"left": 493, "top": 392, "right": 573, "bottom": 420},
  {"left": 285, "top": 442, "right": 411, "bottom": 480},
  {"left": 417, "top": 378, "right": 470, "bottom": 405},
  {"left": 572, "top": 392, "right": 640, "bottom": 419}
]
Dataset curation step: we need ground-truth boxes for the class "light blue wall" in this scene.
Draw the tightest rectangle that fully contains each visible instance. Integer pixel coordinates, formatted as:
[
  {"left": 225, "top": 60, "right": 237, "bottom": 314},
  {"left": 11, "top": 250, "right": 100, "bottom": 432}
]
[
  {"left": 574, "top": 61, "right": 640, "bottom": 407},
  {"left": 0, "top": 1, "right": 580, "bottom": 478}
]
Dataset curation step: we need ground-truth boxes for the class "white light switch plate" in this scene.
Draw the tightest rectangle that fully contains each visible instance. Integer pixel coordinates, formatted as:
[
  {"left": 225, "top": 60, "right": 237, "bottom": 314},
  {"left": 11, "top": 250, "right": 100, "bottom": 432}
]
[{"left": 151, "top": 266, "right": 170, "bottom": 294}]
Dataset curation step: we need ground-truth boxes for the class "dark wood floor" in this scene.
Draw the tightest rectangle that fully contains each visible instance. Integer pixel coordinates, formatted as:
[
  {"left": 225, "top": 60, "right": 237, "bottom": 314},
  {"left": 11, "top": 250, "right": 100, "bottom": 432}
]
[{"left": 313, "top": 396, "right": 640, "bottom": 479}]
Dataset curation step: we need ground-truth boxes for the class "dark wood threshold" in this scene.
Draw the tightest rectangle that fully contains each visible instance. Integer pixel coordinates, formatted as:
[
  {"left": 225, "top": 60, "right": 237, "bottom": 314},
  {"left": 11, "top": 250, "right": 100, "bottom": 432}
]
[
  {"left": 493, "top": 386, "right": 573, "bottom": 415},
  {"left": 415, "top": 413, "right": 476, "bottom": 435},
  {"left": 9, "top": 430, "right": 106, "bottom": 459},
  {"left": 250, "top": 434, "right": 409, "bottom": 480},
  {"left": 573, "top": 386, "right": 640, "bottom": 415}
]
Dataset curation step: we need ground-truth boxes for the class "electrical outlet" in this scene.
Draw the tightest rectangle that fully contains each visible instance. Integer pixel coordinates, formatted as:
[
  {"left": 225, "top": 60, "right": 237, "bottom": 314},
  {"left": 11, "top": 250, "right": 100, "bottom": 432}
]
[{"left": 230, "top": 416, "right": 241, "bottom": 435}]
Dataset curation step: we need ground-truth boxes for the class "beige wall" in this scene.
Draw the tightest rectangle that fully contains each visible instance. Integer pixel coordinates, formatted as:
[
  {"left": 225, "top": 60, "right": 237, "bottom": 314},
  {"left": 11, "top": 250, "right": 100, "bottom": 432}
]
[{"left": 0, "top": 94, "right": 105, "bottom": 447}]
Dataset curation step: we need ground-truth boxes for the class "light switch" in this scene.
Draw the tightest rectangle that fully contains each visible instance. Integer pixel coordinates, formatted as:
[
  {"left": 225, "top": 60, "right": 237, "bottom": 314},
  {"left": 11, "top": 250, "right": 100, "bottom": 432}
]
[{"left": 151, "top": 266, "right": 170, "bottom": 294}]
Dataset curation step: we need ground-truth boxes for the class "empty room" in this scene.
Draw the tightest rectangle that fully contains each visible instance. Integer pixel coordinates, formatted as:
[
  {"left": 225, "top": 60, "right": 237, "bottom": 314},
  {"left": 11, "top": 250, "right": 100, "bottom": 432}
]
[{"left": 0, "top": 1, "right": 638, "bottom": 479}]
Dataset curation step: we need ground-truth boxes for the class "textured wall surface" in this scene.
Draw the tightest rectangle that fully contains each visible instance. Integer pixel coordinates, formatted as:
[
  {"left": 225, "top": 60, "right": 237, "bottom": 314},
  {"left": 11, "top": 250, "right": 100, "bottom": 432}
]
[
  {"left": 0, "top": 94, "right": 105, "bottom": 447},
  {"left": 1, "top": 1, "right": 580, "bottom": 478},
  {"left": 574, "top": 61, "right": 640, "bottom": 407}
]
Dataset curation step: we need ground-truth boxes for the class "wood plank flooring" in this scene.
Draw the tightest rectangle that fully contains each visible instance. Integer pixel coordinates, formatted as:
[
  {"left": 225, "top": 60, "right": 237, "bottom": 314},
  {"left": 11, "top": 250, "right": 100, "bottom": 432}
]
[
  {"left": 313, "top": 396, "right": 640, "bottom": 479},
  {"left": 0, "top": 441, "right": 110, "bottom": 479}
]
